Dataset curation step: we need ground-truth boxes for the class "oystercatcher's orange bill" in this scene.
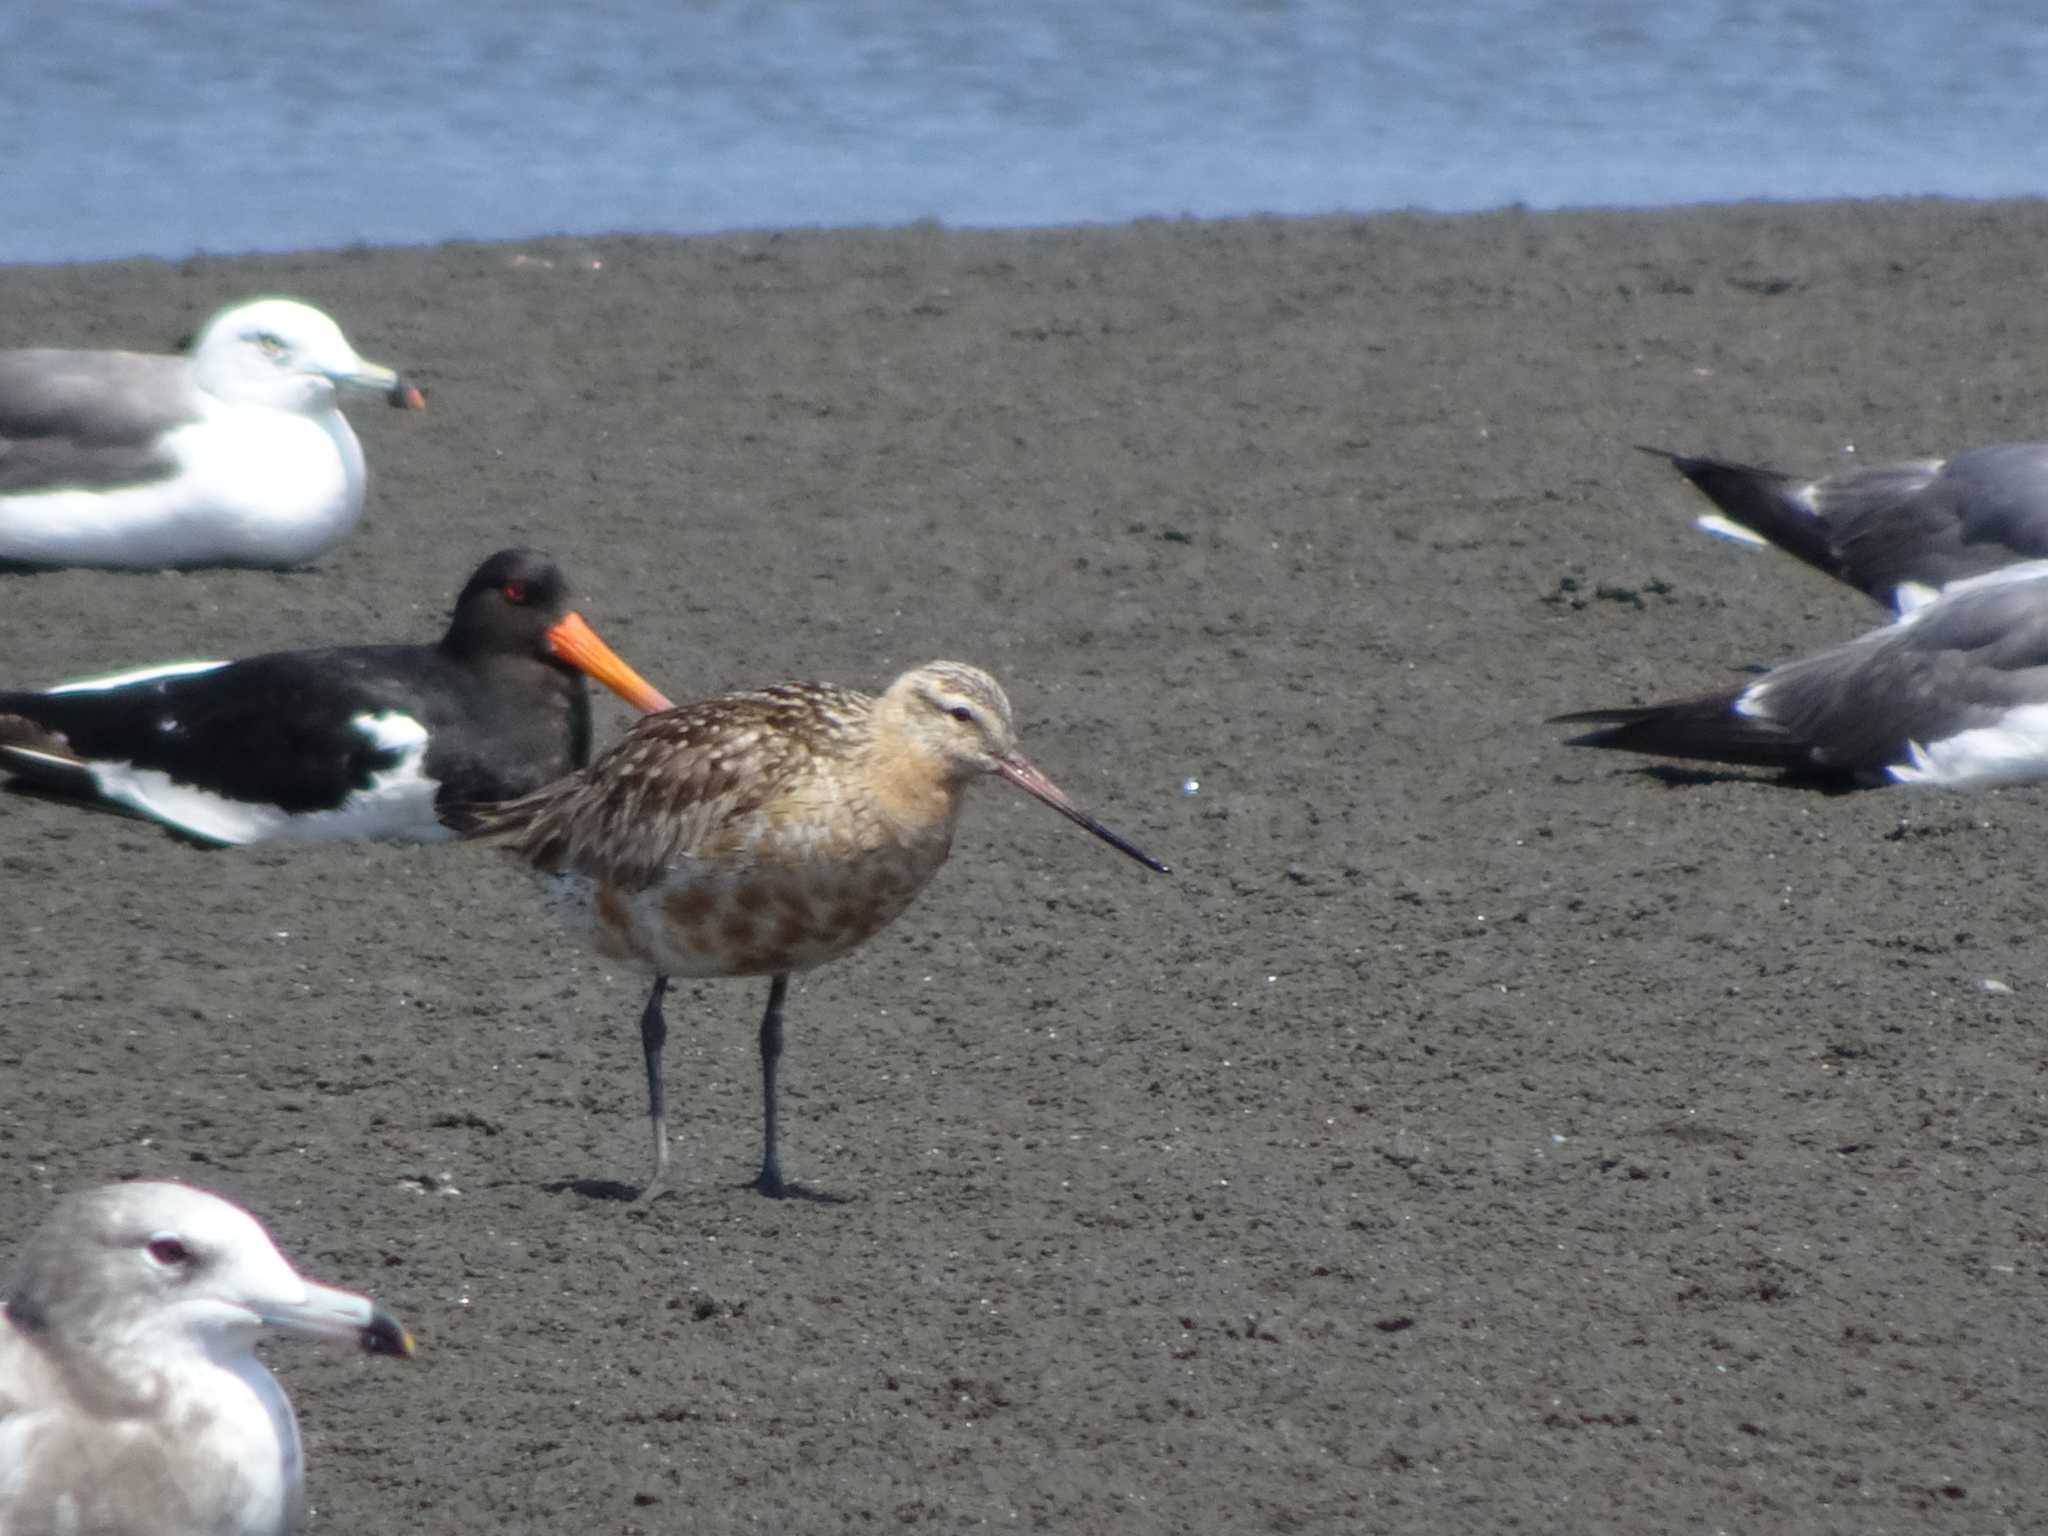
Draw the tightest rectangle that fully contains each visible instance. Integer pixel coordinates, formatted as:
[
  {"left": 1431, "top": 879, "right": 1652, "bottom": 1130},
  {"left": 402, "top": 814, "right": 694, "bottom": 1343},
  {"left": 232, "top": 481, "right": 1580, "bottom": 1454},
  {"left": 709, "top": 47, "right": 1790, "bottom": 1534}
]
[{"left": 545, "top": 611, "right": 672, "bottom": 714}]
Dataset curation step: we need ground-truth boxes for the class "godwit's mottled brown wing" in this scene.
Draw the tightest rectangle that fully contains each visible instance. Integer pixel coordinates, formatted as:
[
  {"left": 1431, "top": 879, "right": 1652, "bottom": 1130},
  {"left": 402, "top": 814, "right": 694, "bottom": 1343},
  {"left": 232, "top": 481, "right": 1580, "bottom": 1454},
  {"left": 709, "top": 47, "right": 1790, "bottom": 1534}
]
[{"left": 457, "top": 682, "right": 875, "bottom": 888}]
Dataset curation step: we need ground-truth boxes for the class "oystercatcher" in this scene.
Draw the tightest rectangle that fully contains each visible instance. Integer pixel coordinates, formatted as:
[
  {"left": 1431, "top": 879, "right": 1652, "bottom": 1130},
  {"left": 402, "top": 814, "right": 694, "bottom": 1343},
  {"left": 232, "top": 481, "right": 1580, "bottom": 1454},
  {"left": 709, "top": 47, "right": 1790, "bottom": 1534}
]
[{"left": 0, "top": 548, "right": 672, "bottom": 844}]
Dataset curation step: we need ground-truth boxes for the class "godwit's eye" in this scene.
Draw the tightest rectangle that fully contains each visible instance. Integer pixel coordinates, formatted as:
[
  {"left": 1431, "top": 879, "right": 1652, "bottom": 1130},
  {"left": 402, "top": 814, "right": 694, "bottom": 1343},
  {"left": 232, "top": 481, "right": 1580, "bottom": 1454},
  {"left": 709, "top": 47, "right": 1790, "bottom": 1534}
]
[
  {"left": 146, "top": 1236, "right": 192, "bottom": 1267},
  {"left": 502, "top": 581, "right": 529, "bottom": 604},
  {"left": 947, "top": 705, "right": 975, "bottom": 723}
]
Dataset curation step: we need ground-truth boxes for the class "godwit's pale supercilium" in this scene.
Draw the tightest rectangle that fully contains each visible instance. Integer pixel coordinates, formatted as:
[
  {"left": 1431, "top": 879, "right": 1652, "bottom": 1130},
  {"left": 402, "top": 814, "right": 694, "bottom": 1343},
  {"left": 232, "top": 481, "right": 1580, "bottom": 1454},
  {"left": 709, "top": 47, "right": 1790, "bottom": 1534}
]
[{"left": 454, "top": 660, "right": 1169, "bottom": 1200}]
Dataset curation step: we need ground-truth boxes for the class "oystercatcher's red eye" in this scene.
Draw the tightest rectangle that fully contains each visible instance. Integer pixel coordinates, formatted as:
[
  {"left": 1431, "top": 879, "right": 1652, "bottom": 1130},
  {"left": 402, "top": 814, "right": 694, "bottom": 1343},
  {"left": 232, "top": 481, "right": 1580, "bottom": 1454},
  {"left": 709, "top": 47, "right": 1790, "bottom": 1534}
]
[
  {"left": 146, "top": 1236, "right": 192, "bottom": 1267},
  {"left": 502, "top": 581, "right": 529, "bottom": 604}
]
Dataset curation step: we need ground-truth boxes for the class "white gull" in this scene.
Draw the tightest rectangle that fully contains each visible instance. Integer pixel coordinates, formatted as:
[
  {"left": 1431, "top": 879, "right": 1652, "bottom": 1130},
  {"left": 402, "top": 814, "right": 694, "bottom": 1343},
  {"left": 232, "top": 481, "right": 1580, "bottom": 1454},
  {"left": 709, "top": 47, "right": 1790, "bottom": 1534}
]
[
  {"left": 0, "top": 1181, "right": 413, "bottom": 1535},
  {"left": 0, "top": 297, "right": 423, "bottom": 570}
]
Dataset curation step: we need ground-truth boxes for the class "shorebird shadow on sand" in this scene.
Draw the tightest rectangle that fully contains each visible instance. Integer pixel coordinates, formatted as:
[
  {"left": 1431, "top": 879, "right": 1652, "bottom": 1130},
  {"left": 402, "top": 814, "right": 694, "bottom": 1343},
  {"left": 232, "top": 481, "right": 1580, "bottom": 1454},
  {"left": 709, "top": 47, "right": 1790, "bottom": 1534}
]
[
  {"left": 1598, "top": 762, "right": 1874, "bottom": 795},
  {"left": 543, "top": 1176, "right": 644, "bottom": 1203},
  {"left": 544, "top": 1168, "right": 852, "bottom": 1205}
]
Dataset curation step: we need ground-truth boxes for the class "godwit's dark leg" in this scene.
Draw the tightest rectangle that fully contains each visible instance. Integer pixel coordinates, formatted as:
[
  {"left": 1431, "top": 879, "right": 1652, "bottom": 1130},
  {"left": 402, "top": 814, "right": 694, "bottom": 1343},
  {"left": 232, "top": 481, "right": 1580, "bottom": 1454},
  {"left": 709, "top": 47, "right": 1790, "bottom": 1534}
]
[
  {"left": 633, "top": 974, "right": 672, "bottom": 1202},
  {"left": 752, "top": 972, "right": 792, "bottom": 1198}
]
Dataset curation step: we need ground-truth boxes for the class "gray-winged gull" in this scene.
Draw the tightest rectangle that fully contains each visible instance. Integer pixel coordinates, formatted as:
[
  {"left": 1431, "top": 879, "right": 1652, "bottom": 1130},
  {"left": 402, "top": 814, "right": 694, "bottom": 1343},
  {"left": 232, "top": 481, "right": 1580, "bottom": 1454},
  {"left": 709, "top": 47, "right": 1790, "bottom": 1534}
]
[
  {"left": 0, "top": 297, "right": 423, "bottom": 570},
  {"left": 1555, "top": 559, "right": 2048, "bottom": 788},
  {"left": 1642, "top": 442, "right": 2048, "bottom": 613},
  {"left": 0, "top": 1181, "right": 412, "bottom": 1535}
]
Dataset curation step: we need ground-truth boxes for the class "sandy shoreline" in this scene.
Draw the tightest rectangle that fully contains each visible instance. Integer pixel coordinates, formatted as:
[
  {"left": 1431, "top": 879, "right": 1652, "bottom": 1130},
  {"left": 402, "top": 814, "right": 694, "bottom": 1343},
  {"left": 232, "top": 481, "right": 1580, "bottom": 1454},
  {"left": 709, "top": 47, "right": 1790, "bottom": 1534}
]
[{"left": 5, "top": 198, "right": 2047, "bottom": 1531}]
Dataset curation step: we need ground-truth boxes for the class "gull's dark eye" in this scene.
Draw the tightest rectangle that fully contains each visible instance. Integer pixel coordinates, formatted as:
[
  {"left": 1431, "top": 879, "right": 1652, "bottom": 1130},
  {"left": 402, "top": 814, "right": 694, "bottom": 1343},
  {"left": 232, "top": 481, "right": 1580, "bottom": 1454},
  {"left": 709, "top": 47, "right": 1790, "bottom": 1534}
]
[
  {"left": 502, "top": 581, "right": 529, "bottom": 604},
  {"left": 948, "top": 705, "right": 975, "bottom": 723},
  {"left": 146, "top": 1235, "right": 192, "bottom": 1267},
  {"left": 254, "top": 332, "right": 287, "bottom": 357}
]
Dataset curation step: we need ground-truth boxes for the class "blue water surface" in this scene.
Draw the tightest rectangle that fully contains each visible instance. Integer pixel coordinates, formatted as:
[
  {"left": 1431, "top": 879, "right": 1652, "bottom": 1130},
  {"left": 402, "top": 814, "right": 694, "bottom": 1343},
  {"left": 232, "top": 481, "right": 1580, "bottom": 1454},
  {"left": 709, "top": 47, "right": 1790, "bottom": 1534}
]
[{"left": 4, "top": 1, "right": 2045, "bottom": 265}]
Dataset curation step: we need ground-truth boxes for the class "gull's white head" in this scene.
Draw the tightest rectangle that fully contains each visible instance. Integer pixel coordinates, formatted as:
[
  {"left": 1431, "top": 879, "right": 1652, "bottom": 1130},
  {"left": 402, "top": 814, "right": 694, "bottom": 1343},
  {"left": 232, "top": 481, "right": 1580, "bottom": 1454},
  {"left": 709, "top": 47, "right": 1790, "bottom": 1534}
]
[
  {"left": 5, "top": 1181, "right": 412, "bottom": 1367},
  {"left": 189, "top": 297, "right": 406, "bottom": 416}
]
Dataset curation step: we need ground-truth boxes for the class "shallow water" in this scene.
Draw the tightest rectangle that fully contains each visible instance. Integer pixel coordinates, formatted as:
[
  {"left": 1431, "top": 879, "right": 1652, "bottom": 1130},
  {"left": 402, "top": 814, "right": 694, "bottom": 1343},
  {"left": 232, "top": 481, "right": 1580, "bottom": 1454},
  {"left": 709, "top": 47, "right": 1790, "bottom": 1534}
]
[{"left": 4, "top": 0, "right": 2046, "bottom": 264}]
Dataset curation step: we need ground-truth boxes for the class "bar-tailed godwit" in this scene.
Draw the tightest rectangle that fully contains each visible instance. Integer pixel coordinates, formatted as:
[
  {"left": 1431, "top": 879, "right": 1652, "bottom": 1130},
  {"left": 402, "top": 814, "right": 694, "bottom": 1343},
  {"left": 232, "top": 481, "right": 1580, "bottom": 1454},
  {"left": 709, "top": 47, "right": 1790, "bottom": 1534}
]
[{"left": 454, "top": 660, "right": 1168, "bottom": 1199}]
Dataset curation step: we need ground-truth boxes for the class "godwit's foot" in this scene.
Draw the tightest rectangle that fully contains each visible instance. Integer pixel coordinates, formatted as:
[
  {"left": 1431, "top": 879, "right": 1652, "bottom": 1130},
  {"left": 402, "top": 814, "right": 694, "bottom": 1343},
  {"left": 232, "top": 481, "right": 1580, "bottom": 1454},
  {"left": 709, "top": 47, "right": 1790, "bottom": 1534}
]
[
  {"left": 634, "top": 1117, "right": 671, "bottom": 1202},
  {"left": 745, "top": 1168, "right": 850, "bottom": 1203},
  {"left": 633, "top": 1162, "right": 671, "bottom": 1204}
]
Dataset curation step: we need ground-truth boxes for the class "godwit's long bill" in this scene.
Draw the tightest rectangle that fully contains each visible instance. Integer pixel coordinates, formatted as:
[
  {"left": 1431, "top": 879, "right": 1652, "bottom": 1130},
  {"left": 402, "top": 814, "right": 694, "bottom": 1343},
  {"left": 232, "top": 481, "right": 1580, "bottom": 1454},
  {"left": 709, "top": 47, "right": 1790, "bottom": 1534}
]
[
  {"left": 0, "top": 548, "right": 671, "bottom": 845},
  {"left": 453, "top": 659, "right": 1168, "bottom": 1200}
]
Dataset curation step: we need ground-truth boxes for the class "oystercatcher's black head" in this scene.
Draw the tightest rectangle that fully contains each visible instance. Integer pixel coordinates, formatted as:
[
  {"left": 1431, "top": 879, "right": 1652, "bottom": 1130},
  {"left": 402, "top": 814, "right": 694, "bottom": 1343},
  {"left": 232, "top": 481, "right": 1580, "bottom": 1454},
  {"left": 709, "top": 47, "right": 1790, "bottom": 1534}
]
[
  {"left": 441, "top": 549, "right": 672, "bottom": 714},
  {"left": 445, "top": 549, "right": 573, "bottom": 650}
]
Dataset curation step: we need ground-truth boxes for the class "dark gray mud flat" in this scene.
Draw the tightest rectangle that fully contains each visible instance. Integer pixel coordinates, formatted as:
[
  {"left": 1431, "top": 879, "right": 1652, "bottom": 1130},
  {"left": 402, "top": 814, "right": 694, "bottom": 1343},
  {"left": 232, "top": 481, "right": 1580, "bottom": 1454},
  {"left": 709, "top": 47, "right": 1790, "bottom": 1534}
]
[{"left": 3, "top": 201, "right": 2046, "bottom": 1531}]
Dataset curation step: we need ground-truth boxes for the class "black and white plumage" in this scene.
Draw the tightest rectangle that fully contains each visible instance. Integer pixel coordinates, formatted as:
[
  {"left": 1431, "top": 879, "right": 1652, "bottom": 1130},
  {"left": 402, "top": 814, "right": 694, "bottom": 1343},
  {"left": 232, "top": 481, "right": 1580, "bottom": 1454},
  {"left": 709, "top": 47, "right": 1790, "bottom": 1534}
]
[
  {"left": 1644, "top": 442, "right": 2048, "bottom": 613},
  {"left": 0, "top": 1181, "right": 412, "bottom": 1536},
  {"left": 0, "top": 296, "right": 424, "bottom": 570},
  {"left": 1556, "top": 561, "right": 2048, "bottom": 789},
  {"left": 0, "top": 548, "right": 672, "bottom": 845}
]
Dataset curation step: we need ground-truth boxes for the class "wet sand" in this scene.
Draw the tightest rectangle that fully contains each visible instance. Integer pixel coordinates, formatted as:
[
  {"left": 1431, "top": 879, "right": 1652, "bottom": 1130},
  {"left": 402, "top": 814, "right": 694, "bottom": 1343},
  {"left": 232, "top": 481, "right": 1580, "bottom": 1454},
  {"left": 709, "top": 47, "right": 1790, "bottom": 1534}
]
[{"left": 4, "top": 199, "right": 2048, "bottom": 1531}]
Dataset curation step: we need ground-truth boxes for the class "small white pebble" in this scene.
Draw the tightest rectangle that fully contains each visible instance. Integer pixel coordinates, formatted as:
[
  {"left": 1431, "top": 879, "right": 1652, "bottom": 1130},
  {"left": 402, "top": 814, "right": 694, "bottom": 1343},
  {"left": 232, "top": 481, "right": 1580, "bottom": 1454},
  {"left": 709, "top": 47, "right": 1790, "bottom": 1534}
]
[
  {"left": 1980, "top": 978, "right": 2014, "bottom": 994},
  {"left": 1180, "top": 777, "right": 1200, "bottom": 796}
]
